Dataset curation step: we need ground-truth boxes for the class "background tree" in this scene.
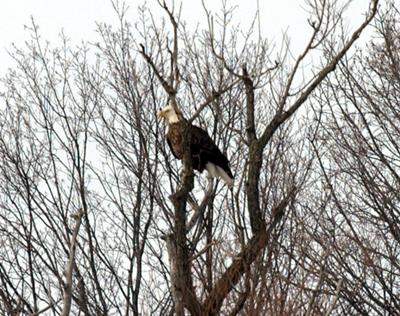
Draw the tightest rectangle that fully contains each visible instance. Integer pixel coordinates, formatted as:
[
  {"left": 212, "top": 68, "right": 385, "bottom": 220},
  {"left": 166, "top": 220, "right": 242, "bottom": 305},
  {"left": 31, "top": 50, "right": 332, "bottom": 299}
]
[{"left": 308, "top": 2, "right": 400, "bottom": 314}]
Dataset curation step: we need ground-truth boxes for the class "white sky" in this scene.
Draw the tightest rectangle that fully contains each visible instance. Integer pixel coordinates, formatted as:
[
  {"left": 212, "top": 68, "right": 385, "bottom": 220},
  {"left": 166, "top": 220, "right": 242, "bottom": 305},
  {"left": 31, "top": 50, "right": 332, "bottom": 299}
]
[{"left": 0, "top": 0, "right": 372, "bottom": 76}]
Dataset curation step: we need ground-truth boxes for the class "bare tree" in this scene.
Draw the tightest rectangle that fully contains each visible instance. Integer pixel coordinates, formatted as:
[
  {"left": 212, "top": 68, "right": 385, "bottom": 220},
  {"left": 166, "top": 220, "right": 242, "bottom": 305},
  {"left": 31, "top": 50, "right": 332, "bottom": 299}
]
[
  {"left": 0, "top": 0, "right": 382, "bottom": 315},
  {"left": 138, "top": 0, "right": 379, "bottom": 314}
]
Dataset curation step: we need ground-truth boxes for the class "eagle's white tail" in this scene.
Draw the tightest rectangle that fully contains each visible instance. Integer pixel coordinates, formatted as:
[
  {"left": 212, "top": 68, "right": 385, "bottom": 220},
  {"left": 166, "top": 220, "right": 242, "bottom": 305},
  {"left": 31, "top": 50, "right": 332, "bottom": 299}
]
[{"left": 206, "top": 163, "right": 233, "bottom": 188}]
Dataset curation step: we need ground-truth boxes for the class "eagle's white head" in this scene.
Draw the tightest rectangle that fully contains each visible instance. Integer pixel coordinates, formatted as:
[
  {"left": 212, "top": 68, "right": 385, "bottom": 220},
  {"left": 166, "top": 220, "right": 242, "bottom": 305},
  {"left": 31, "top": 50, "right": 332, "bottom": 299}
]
[{"left": 158, "top": 105, "right": 180, "bottom": 124}]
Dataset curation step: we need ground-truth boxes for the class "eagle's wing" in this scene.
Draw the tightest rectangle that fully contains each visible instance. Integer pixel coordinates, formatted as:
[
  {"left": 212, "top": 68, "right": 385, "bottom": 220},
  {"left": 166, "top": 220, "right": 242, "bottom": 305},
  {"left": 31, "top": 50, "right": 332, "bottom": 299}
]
[{"left": 190, "top": 125, "right": 233, "bottom": 178}]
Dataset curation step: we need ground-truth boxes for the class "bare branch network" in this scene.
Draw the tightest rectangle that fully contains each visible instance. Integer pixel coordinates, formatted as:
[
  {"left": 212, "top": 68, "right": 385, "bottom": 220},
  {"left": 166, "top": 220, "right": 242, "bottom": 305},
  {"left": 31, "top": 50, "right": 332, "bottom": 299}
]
[{"left": 2, "top": 0, "right": 400, "bottom": 315}]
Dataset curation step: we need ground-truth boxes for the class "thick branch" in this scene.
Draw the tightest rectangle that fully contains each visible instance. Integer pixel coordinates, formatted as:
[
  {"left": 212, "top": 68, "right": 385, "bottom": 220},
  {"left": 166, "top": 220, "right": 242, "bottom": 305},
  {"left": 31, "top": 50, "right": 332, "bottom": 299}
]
[
  {"left": 142, "top": 5, "right": 200, "bottom": 313},
  {"left": 203, "top": 194, "right": 292, "bottom": 314},
  {"left": 156, "top": 0, "right": 181, "bottom": 89},
  {"left": 165, "top": 227, "right": 202, "bottom": 315},
  {"left": 242, "top": 64, "right": 263, "bottom": 233},
  {"left": 242, "top": 65, "right": 256, "bottom": 143},
  {"left": 61, "top": 209, "right": 84, "bottom": 316},
  {"left": 259, "top": 0, "right": 379, "bottom": 149}
]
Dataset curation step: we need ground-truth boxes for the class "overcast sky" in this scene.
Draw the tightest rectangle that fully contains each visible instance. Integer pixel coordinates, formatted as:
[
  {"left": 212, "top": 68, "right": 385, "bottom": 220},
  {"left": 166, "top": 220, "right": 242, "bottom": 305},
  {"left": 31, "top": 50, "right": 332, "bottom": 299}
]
[{"left": 0, "top": 0, "right": 372, "bottom": 76}]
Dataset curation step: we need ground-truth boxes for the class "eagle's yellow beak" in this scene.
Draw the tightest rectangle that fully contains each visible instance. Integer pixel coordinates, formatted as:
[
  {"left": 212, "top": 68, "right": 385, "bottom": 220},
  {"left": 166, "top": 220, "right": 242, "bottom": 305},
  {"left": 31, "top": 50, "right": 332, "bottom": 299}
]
[{"left": 158, "top": 109, "right": 166, "bottom": 117}]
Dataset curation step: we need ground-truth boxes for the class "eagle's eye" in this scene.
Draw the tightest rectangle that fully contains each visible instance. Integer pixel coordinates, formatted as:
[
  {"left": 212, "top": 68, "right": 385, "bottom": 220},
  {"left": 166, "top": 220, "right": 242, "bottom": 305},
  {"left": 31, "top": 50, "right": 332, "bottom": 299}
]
[{"left": 159, "top": 107, "right": 162, "bottom": 111}]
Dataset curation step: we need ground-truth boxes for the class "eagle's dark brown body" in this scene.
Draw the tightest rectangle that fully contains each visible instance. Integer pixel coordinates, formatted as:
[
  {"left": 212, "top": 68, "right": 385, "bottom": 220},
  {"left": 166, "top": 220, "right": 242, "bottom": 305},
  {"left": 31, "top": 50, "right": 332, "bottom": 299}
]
[
  {"left": 166, "top": 121, "right": 233, "bottom": 180},
  {"left": 158, "top": 105, "right": 233, "bottom": 186}
]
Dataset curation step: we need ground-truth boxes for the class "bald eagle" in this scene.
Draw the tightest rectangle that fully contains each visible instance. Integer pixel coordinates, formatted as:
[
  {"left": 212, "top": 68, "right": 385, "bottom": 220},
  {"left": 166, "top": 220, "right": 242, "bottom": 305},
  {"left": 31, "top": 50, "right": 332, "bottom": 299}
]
[{"left": 158, "top": 105, "right": 234, "bottom": 187}]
